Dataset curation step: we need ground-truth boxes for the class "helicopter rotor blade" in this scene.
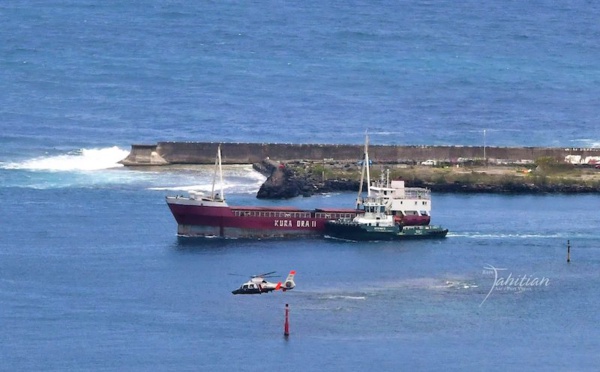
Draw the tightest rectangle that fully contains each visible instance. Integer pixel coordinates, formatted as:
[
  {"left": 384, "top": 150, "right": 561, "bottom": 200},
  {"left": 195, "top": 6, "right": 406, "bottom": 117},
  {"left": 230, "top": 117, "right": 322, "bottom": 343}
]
[{"left": 252, "top": 271, "right": 277, "bottom": 278}]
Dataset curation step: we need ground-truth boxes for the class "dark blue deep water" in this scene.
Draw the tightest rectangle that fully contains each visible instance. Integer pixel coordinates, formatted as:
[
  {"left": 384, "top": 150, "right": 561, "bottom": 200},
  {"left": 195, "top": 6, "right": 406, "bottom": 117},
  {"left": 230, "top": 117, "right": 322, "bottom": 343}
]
[{"left": 1, "top": 1, "right": 599, "bottom": 370}]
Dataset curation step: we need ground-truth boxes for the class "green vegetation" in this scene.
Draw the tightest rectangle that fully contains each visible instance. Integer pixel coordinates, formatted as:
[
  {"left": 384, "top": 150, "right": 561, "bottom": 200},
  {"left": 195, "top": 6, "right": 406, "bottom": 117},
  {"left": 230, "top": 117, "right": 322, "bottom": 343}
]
[
  {"left": 534, "top": 156, "right": 575, "bottom": 174},
  {"left": 287, "top": 159, "right": 600, "bottom": 190}
]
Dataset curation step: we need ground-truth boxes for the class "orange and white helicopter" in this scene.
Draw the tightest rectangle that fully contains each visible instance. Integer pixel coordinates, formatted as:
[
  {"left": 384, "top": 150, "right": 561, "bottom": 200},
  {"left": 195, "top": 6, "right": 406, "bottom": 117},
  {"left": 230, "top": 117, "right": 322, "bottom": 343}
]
[{"left": 231, "top": 270, "right": 296, "bottom": 295}]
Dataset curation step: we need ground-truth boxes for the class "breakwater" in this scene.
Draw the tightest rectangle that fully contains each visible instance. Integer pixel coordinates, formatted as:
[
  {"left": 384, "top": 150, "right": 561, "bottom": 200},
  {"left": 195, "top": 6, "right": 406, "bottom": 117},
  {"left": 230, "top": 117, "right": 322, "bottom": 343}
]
[{"left": 119, "top": 142, "right": 600, "bottom": 165}]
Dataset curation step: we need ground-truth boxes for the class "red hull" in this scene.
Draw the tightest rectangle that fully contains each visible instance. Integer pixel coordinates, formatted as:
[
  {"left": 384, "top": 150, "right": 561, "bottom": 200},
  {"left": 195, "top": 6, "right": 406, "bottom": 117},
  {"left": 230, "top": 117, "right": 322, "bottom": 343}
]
[
  {"left": 167, "top": 202, "right": 360, "bottom": 238},
  {"left": 167, "top": 202, "right": 430, "bottom": 238}
]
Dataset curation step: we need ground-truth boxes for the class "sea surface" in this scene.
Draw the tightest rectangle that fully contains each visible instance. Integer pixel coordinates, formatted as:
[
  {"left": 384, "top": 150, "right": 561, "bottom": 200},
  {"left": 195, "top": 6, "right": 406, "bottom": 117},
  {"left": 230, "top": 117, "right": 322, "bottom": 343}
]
[{"left": 1, "top": 1, "right": 599, "bottom": 371}]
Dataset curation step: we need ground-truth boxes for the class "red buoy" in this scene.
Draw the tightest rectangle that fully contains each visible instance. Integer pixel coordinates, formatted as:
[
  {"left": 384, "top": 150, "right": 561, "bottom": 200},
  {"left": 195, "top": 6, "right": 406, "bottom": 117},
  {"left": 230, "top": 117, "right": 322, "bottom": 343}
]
[{"left": 284, "top": 304, "right": 290, "bottom": 337}]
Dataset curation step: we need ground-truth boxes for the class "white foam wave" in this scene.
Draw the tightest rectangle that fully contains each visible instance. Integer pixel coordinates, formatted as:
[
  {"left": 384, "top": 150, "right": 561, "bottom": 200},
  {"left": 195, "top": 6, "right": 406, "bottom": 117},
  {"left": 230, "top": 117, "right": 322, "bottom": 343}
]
[
  {"left": 327, "top": 295, "right": 366, "bottom": 300},
  {"left": 150, "top": 181, "right": 261, "bottom": 194},
  {"left": 149, "top": 165, "right": 266, "bottom": 195},
  {"left": 571, "top": 138, "right": 600, "bottom": 148},
  {"left": 2, "top": 146, "right": 129, "bottom": 171}
]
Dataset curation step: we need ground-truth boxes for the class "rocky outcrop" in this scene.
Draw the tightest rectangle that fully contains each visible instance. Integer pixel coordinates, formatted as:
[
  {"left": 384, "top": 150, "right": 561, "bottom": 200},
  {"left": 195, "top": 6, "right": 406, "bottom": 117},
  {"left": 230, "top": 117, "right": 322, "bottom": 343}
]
[
  {"left": 256, "top": 160, "right": 305, "bottom": 199},
  {"left": 254, "top": 159, "right": 365, "bottom": 199}
]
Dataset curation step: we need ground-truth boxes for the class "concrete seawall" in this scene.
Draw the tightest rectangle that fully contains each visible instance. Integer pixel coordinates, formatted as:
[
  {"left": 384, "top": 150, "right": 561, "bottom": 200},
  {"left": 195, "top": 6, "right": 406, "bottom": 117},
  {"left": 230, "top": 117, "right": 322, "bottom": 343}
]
[{"left": 119, "top": 142, "right": 600, "bottom": 165}]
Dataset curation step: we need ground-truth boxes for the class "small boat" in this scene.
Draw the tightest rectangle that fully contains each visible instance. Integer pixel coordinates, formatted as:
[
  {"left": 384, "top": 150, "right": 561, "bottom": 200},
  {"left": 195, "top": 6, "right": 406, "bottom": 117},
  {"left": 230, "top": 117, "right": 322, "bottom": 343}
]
[{"left": 325, "top": 196, "right": 448, "bottom": 241}]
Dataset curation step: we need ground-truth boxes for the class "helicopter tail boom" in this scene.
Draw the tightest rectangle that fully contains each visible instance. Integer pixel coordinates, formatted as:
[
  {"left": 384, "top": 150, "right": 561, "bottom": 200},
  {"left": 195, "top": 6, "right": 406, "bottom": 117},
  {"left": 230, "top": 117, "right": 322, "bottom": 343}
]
[{"left": 283, "top": 270, "right": 296, "bottom": 291}]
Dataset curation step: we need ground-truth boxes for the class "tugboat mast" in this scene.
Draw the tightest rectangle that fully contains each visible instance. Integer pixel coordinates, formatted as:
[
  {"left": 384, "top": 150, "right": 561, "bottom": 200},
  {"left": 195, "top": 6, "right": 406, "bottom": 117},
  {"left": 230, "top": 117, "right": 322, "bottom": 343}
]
[{"left": 356, "top": 133, "right": 371, "bottom": 208}]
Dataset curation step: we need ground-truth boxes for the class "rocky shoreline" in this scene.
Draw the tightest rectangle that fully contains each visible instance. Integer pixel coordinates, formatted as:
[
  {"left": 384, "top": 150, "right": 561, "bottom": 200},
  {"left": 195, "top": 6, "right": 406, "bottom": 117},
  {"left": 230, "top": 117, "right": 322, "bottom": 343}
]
[{"left": 253, "top": 159, "right": 600, "bottom": 199}]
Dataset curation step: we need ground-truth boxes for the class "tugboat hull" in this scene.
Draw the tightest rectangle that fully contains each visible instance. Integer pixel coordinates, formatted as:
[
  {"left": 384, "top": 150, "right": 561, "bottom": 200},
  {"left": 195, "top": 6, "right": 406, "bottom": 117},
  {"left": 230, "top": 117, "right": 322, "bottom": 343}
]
[{"left": 325, "top": 220, "right": 448, "bottom": 241}]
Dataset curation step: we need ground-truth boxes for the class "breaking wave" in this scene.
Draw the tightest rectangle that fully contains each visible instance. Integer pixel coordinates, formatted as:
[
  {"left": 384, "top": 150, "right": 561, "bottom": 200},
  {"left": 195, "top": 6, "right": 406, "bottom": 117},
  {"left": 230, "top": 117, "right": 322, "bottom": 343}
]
[
  {"left": 573, "top": 138, "right": 600, "bottom": 148},
  {"left": 148, "top": 165, "right": 266, "bottom": 195},
  {"left": 1, "top": 150, "right": 265, "bottom": 193},
  {"left": 1, "top": 147, "right": 129, "bottom": 171}
]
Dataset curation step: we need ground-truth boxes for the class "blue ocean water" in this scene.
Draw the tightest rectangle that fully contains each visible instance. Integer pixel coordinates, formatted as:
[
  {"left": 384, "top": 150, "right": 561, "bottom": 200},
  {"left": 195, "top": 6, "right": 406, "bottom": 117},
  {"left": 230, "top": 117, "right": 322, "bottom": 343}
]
[{"left": 1, "top": 1, "right": 600, "bottom": 370}]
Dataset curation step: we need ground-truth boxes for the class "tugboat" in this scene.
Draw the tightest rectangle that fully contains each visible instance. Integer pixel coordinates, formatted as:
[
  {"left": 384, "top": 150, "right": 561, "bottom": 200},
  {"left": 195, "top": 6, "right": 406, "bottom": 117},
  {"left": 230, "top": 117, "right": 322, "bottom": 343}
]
[
  {"left": 324, "top": 195, "right": 448, "bottom": 241},
  {"left": 325, "top": 134, "right": 448, "bottom": 241}
]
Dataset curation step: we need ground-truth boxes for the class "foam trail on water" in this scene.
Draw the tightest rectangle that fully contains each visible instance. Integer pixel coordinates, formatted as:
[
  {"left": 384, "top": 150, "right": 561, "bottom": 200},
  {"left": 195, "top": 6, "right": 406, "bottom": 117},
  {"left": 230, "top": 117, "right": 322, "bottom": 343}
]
[
  {"left": 324, "top": 295, "right": 367, "bottom": 300},
  {"left": 450, "top": 232, "right": 566, "bottom": 239},
  {"left": 1, "top": 147, "right": 130, "bottom": 171}
]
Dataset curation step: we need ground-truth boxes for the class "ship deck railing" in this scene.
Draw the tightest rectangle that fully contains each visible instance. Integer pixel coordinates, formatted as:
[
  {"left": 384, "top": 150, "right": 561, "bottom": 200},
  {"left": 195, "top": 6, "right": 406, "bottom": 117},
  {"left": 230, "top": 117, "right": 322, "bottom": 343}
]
[
  {"left": 395, "top": 188, "right": 431, "bottom": 200},
  {"left": 402, "top": 225, "right": 445, "bottom": 230},
  {"left": 328, "top": 218, "right": 359, "bottom": 225}
]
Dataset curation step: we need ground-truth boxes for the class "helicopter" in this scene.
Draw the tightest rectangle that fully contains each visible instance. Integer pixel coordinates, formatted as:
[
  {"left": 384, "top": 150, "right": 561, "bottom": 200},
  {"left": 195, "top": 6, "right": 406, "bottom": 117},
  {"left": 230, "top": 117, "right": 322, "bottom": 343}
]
[{"left": 231, "top": 270, "right": 296, "bottom": 295}]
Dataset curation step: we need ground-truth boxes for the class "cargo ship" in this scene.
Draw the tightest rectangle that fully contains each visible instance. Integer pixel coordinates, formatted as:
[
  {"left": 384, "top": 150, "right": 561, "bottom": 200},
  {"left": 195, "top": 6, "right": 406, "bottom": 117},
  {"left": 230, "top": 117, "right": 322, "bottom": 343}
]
[{"left": 166, "top": 140, "right": 434, "bottom": 238}]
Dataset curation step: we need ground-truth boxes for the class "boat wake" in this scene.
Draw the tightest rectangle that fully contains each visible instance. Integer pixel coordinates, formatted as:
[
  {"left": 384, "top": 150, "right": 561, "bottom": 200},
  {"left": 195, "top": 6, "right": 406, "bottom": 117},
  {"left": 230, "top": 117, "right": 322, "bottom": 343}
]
[{"left": 449, "top": 232, "right": 569, "bottom": 239}]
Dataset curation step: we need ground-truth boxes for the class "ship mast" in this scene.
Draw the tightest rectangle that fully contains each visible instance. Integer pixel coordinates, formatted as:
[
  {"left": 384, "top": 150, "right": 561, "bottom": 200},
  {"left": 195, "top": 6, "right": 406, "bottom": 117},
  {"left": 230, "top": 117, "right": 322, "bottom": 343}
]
[
  {"left": 211, "top": 144, "right": 225, "bottom": 200},
  {"left": 218, "top": 144, "right": 224, "bottom": 200},
  {"left": 365, "top": 134, "right": 371, "bottom": 196}
]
